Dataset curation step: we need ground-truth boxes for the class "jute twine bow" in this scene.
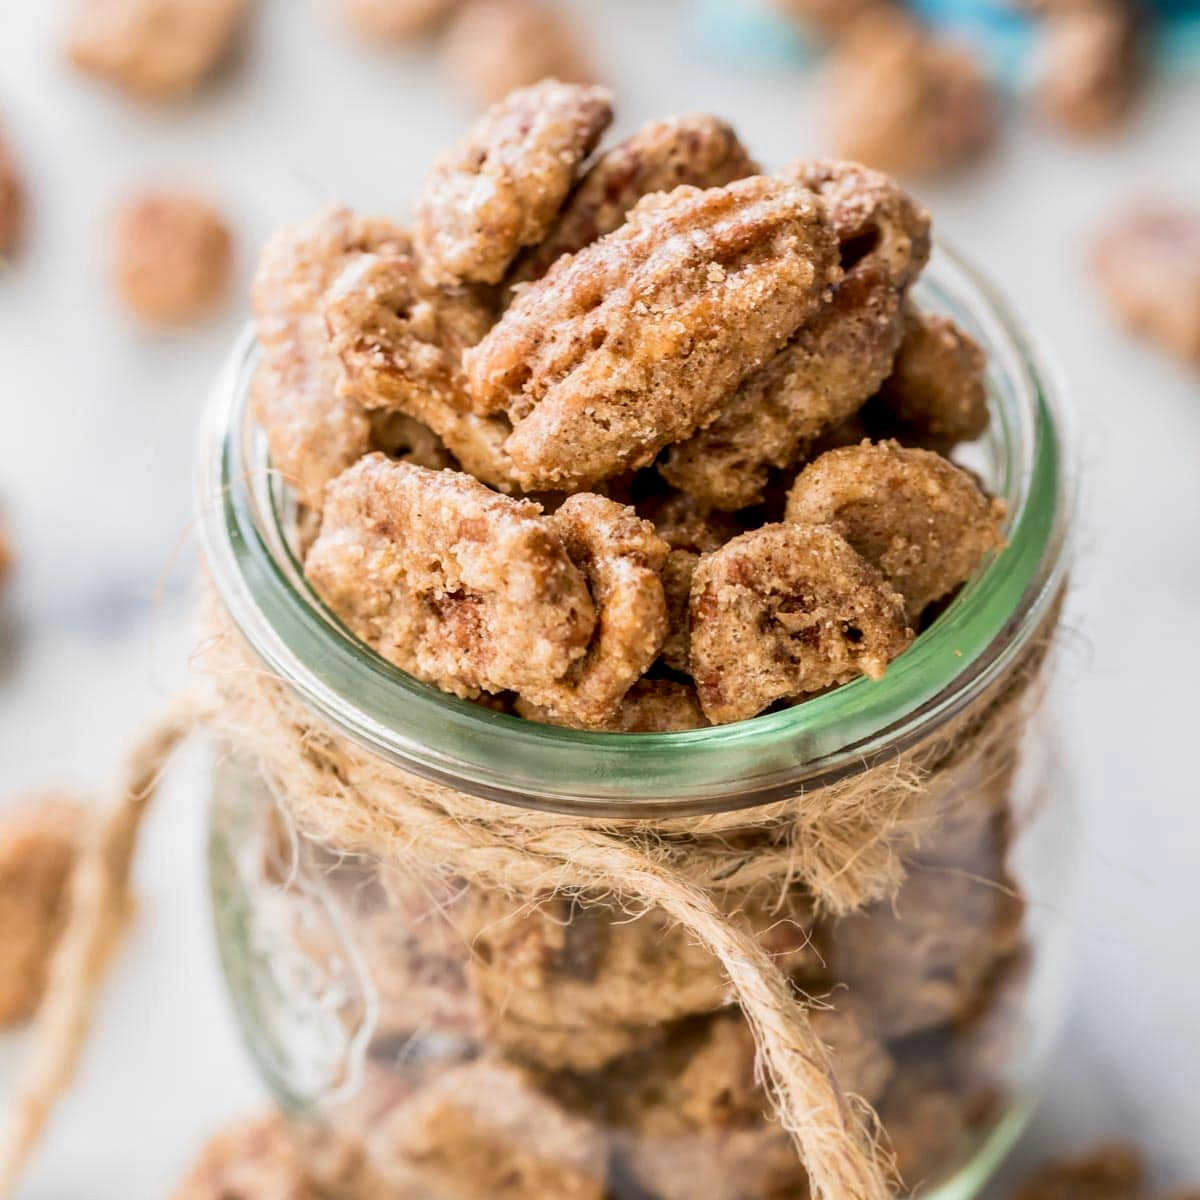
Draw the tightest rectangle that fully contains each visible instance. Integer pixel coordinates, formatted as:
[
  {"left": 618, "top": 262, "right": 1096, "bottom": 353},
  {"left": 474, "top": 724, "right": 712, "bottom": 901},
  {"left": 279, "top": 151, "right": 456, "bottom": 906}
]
[{"left": 0, "top": 597, "right": 1054, "bottom": 1200}]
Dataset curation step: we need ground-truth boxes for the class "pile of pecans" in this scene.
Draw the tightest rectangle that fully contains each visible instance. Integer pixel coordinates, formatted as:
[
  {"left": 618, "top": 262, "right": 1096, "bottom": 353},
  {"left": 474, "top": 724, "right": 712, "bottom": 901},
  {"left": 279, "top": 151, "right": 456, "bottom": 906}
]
[{"left": 251, "top": 80, "right": 1005, "bottom": 732}]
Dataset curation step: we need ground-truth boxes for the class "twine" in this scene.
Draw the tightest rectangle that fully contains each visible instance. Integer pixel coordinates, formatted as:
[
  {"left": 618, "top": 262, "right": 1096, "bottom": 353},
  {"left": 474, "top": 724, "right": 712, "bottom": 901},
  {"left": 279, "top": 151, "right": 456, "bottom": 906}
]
[{"left": 0, "top": 590, "right": 1057, "bottom": 1200}]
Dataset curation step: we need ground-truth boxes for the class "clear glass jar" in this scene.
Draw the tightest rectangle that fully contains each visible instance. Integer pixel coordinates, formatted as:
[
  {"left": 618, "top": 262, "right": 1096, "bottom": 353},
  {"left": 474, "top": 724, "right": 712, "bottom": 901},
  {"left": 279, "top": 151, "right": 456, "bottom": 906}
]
[{"left": 197, "top": 246, "right": 1077, "bottom": 1200}]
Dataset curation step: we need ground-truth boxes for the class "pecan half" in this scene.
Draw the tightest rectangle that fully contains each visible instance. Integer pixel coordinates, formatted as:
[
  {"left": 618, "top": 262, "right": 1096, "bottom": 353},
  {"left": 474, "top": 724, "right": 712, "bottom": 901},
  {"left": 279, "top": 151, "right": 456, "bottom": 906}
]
[
  {"left": 827, "top": 10, "right": 996, "bottom": 178},
  {"left": 875, "top": 305, "right": 989, "bottom": 444},
  {"left": 660, "top": 161, "right": 929, "bottom": 509},
  {"left": 1035, "top": 0, "right": 1145, "bottom": 136},
  {"left": 784, "top": 441, "right": 1005, "bottom": 621},
  {"left": 322, "top": 252, "right": 521, "bottom": 491},
  {"left": 465, "top": 175, "right": 840, "bottom": 491},
  {"left": 414, "top": 79, "right": 613, "bottom": 286},
  {"left": 1092, "top": 204, "right": 1200, "bottom": 366},
  {"left": 305, "top": 457, "right": 596, "bottom": 699},
  {"left": 689, "top": 523, "right": 912, "bottom": 724},
  {"left": 66, "top": 0, "right": 250, "bottom": 100}
]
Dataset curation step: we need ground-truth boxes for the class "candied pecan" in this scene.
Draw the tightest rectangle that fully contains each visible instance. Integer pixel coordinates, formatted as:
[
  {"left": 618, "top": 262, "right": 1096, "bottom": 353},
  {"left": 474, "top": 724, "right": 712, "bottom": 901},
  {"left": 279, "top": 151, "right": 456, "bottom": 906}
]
[
  {"left": 1092, "top": 205, "right": 1200, "bottom": 366},
  {"left": 689, "top": 523, "right": 912, "bottom": 724},
  {"left": 466, "top": 175, "right": 841, "bottom": 491},
  {"left": 828, "top": 10, "right": 997, "bottom": 177},
  {"left": 443, "top": 0, "right": 595, "bottom": 109},
  {"left": 877, "top": 1056, "right": 970, "bottom": 1190},
  {"left": 520, "top": 677, "right": 709, "bottom": 731},
  {"left": 509, "top": 114, "right": 759, "bottom": 287},
  {"left": 305, "top": 456, "right": 595, "bottom": 700},
  {"left": 785, "top": 441, "right": 1006, "bottom": 621},
  {"left": 0, "top": 129, "right": 25, "bottom": 256},
  {"left": 810, "top": 994, "right": 894, "bottom": 1106},
  {"left": 113, "top": 190, "right": 233, "bottom": 324},
  {"left": 875, "top": 305, "right": 989, "bottom": 444},
  {"left": 356, "top": 872, "right": 484, "bottom": 1045},
  {"left": 66, "top": 0, "right": 250, "bottom": 101},
  {"left": 251, "top": 206, "right": 410, "bottom": 508},
  {"left": 0, "top": 795, "right": 84, "bottom": 1026},
  {"left": 414, "top": 79, "right": 613, "bottom": 286},
  {"left": 374, "top": 1059, "right": 608, "bottom": 1199},
  {"left": 341, "top": 0, "right": 459, "bottom": 40},
  {"left": 831, "top": 864, "right": 1024, "bottom": 1039},
  {"left": 661, "top": 161, "right": 930, "bottom": 510},
  {"left": 1013, "top": 1145, "right": 1145, "bottom": 1200},
  {"left": 172, "top": 1113, "right": 386, "bottom": 1200},
  {"left": 171, "top": 1114, "right": 315, "bottom": 1200},
  {"left": 322, "top": 251, "right": 522, "bottom": 490},
  {"left": 1035, "top": 0, "right": 1145, "bottom": 135},
  {"left": 526, "top": 493, "right": 668, "bottom": 728}
]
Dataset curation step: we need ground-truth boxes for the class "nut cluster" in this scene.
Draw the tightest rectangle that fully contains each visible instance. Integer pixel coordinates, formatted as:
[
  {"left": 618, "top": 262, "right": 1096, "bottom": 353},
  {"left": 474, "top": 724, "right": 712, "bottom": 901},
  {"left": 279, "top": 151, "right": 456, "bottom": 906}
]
[{"left": 250, "top": 80, "right": 1005, "bottom": 731}]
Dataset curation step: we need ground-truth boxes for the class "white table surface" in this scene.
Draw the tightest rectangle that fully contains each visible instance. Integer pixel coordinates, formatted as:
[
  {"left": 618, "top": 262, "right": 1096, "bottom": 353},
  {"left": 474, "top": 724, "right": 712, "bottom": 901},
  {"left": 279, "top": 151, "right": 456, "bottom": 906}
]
[{"left": 1, "top": 2, "right": 1198, "bottom": 1195}]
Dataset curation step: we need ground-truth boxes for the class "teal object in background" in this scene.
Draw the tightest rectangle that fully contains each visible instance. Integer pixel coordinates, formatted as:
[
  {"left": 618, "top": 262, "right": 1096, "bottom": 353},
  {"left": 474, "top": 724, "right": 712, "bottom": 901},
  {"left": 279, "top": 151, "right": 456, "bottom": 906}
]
[{"left": 695, "top": 0, "right": 1200, "bottom": 83}]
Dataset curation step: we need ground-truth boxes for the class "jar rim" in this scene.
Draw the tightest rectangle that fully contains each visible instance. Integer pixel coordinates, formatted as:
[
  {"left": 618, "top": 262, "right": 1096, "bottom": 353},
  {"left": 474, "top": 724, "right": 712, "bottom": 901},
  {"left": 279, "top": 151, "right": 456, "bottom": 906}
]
[{"left": 196, "top": 243, "right": 1075, "bottom": 817}]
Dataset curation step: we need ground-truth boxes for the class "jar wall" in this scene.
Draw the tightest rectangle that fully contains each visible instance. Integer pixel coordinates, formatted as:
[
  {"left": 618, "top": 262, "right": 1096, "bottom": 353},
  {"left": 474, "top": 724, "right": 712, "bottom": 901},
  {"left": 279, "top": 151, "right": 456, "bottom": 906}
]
[{"left": 207, "top": 690, "right": 1077, "bottom": 1200}]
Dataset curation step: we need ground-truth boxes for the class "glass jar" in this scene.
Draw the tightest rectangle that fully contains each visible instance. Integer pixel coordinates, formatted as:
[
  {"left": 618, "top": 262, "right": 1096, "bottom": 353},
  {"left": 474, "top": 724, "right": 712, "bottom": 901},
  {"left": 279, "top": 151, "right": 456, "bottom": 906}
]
[{"left": 197, "top": 245, "right": 1077, "bottom": 1200}]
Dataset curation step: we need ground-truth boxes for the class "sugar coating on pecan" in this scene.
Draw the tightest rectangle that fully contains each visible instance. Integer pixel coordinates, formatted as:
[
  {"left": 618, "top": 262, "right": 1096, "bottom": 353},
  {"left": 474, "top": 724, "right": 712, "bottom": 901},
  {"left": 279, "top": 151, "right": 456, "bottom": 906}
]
[
  {"left": 828, "top": 10, "right": 997, "bottom": 177},
  {"left": 466, "top": 175, "right": 841, "bottom": 491},
  {"left": 1035, "top": 0, "right": 1145, "bottom": 135},
  {"left": 443, "top": 0, "right": 596, "bottom": 110},
  {"left": 341, "top": 0, "right": 459, "bottom": 40},
  {"left": 785, "top": 441, "right": 1006, "bottom": 621},
  {"left": 661, "top": 161, "right": 930, "bottom": 509},
  {"left": 832, "top": 865, "right": 1024, "bottom": 1039},
  {"left": 1092, "top": 205, "right": 1200, "bottom": 366},
  {"left": 415, "top": 80, "right": 613, "bottom": 286},
  {"left": 375, "top": 1059, "right": 608, "bottom": 1199},
  {"left": 113, "top": 190, "right": 232, "bottom": 324},
  {"left": 251, "top": 206, "right": 410, "bottom": 508},
  {"left": 689, "top": 523, "right": 913, "bottom": 724},
  {"left": 0, "top": 796, "right": 84, "bottom": 1027},
  {"left": 1012, "top": 1144, "right": 1145, "bottom": 1200},
  {"left": 528, "top": 493, "right": 669, "bottom": 728},
  {"left": 305, "top": 456, "right": 596, "bottom": 700},
  {"left": 322, "top": 251, "right": 522, "bottom": 490},
  {"left": 0, "top": 130, "right": 25, "bottom": 256},
  {"left": 876, "top": 306, "right": 990, "bottom": 444},
  {"left": 66, "top": 0, "right": 250, "bottom": 100},
  {"left": 509, "top": 113, "right": 760, "bottom": 287}
]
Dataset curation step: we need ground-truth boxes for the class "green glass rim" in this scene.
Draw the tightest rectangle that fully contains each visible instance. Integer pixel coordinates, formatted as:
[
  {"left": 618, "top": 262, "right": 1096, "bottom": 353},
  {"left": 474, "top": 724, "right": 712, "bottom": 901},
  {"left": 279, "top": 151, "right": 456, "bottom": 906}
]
[{"left": 196, "top": 243, "right": 1074, "bottom": 817}]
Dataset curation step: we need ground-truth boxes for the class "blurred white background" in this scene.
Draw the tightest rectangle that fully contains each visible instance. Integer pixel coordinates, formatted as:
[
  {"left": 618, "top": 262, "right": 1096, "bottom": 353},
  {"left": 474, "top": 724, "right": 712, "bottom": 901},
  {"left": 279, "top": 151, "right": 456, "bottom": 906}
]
[{"left": 0, "top": 1, "right": 1198, "bottom": 1195}]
